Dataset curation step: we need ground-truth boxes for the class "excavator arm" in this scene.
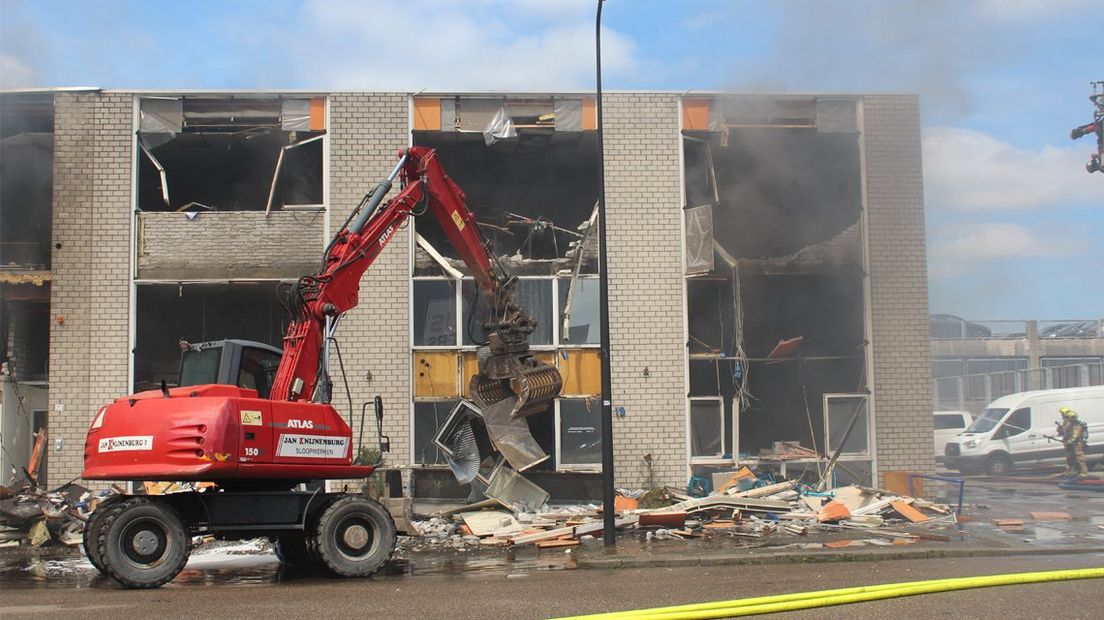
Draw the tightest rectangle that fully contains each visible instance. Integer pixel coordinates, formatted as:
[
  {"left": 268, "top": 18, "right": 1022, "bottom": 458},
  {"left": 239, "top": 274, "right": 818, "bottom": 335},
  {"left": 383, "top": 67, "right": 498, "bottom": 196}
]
[{"left": 270, "top": 146, "right": 562, "bottom": 419}]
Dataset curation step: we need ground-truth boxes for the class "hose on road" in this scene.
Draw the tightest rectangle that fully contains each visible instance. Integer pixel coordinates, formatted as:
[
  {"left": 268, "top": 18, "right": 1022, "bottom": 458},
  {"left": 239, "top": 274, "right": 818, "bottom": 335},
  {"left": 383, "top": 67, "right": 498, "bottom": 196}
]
[{"left": 553, "top": 566, "right": 1104, "bottom": 619}]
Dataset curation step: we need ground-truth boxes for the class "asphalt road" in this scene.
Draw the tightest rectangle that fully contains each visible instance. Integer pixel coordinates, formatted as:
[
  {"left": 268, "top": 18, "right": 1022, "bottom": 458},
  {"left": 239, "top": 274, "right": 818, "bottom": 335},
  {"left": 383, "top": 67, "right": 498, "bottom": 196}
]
[{"left": 3, "top": 553, "right": 1103, "bottom": 619}]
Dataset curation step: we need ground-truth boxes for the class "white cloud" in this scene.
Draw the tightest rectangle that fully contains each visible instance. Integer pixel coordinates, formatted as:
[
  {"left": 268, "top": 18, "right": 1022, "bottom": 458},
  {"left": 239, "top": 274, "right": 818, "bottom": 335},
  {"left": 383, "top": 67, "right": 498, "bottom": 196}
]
[
  {"left": 927, "top": 221, "right": 1090, "bottom": 280},
  {"left": 0, "top": 53, "right": 35, "bottom": 88},
  {"left": 291, "top": 0, "right": 637, "bottom": 91},
  {"left": 923, "top": 126, "right": 1104, "bottom": 211}
]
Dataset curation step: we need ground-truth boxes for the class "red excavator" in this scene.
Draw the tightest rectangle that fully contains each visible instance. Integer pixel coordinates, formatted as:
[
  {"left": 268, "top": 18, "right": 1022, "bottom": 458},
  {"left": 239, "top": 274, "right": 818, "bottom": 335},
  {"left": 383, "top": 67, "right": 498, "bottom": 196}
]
[{"left": 81, "top": 146, "right": 562, "bottom": 588}]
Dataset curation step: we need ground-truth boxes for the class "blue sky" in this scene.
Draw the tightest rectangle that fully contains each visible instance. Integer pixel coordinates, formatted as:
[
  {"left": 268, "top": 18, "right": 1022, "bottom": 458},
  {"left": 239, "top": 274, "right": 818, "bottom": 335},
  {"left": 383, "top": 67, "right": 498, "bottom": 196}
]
[{"left": 2, "top": 0, "right": 1101, "bottom": 319}]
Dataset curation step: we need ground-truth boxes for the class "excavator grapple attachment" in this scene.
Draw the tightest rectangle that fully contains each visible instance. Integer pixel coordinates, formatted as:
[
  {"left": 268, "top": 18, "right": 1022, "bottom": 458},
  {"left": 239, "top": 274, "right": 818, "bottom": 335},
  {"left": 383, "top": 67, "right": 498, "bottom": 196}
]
[{"left": 470, "top": 355, "right": 563, "bottom": 420}]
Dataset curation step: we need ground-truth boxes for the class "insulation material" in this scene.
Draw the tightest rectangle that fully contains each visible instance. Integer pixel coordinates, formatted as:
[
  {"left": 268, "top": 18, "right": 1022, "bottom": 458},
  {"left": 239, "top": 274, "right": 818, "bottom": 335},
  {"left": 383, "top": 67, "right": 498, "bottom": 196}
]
[
  {"left": 281, "top": 98, "right": 311, "bottom": 131},
  {"left": 816, "top": 98, "right": 859, "bottom": 134},
  {"left": 138, "top": 98, "right": 182, "bottom": 149},
  {"left": 485, "top": 460, "right": 550, "bottom": 510},
  {"left": 483, "top": 106, "right": 517, "bottom": 145},
  {"left": 684, "top": 205, "right": 715, "bottom": 275},
  {"left": 553, "top": 98, "right": 583, "bottom": 132},
  {"left": 414, "top": 351, "right": 459, "bottom": 398}
]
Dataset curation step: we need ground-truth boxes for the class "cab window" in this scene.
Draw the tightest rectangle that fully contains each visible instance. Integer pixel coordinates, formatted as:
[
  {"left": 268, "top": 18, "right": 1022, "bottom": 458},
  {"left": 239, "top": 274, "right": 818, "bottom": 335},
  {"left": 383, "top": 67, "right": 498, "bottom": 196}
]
[{"left": 237, "top": 347, "right": 281, "bottom": 398}]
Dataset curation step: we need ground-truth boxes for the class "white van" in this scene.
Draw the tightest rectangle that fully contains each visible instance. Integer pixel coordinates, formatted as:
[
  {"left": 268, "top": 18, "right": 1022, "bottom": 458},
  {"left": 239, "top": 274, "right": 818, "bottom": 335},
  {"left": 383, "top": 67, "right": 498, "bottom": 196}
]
[
  {"left": 934, "top": 411, "right": 974, "bottom": 458},
  {"left": 943, "top": 386, "right": 1104, "bottom": 476}
]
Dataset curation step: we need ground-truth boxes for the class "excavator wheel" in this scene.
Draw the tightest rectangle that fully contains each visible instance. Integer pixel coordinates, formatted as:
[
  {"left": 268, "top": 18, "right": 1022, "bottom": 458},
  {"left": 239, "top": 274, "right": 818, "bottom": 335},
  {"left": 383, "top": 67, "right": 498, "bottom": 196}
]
[
  {"left": 83, "top": 500, "right": 122, "bottom": 574},
  {"left": 310, "top": 496, "right": 396, "bottom": 577},
  {"left": 97, "top": 497, "right": 190, "bottom": 589},
  {"left": 274, "top": 534, "right": 321, "bottom": 569}
]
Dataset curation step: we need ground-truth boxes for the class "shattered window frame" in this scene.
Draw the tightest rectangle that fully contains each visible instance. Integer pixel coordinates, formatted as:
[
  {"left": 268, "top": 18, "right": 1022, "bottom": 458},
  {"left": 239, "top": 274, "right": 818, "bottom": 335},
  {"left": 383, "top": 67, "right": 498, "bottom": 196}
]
[
  {"left": 689, "top": 396, "right": 727, "bottom": 461},
  {"left": 822, "top": 393, "right": 870, "bottom": 457},
  {"left": 134, "top": 95, "right": 328, "bottom": 214}
]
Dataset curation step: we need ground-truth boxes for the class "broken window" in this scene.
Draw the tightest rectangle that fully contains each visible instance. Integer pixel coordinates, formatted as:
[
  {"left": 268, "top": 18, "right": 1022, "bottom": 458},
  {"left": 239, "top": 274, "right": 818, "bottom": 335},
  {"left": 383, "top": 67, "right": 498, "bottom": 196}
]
[
  {"left": 136, "top": 96, "right": 325, "bottom": 212},
  {"left": 683, "top": 95, "right": 867, "bottom": 463},
  {"left": 558, "top": 398, "right": 601, "bottom": 467},
  {"left": 0, "top": 93, "right": 53, "bottom": 268},
  {"left": 414, "top": 400, "right": 456, "bottom": 466},
  {"left": 133, "top": 283, "right": 287, "bottom": 392},
  {"left": 558, "top": 276, "right": 600, "bottom": 345},
  {"left": 413, "top": 280, "right": 456, "bottom": 347},
  {"left": 690, "top": 398, "right": 725, "bottom": 459},
  {"left": 823, "top": 394, "right": 870, "bottom": 456}
]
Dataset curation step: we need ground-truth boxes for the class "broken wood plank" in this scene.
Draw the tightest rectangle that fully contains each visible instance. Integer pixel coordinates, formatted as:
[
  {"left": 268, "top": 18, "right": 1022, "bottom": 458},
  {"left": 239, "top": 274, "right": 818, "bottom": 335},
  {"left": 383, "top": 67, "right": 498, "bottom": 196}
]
[
  {"left": 638, "top": 511, "right": 686, "bottom": 529},
  {"left": 508, "top": 515, "right": 639, "bottom": 545},
  {"left": 652, "top": 495, "right": 790, "bottom": 515},
  {"left": 817, "top": 500, "right": 851, "bottom": 523},
  {"left": 890, "top": 500, "right": 930, "bottom": 523},
  {"left": 992, "top": 518, "right": 1025, "bottom": 527},
  {"left": 1030, "top": 511, "right": 1072, "bottom": 521},
  {"left": 725, "top": 479, "right": 798, "bottom": 498},
  {"left": 536, "top": 539, "right": 581, "bottom": 549}
]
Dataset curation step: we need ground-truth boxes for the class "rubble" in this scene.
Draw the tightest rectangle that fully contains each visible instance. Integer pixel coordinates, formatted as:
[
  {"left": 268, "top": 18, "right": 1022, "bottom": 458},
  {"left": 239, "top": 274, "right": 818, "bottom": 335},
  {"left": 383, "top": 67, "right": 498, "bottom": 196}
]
[
  {"left": 0, "top": 483, "right": 118, "bottom": 548},
  {"left": 401, "top": 470, "right": 957, "bottom": 554}
]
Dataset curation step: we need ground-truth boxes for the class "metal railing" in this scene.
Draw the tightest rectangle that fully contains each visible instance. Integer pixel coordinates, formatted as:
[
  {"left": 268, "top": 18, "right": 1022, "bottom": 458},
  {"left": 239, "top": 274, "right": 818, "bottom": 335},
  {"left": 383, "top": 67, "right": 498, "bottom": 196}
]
[
  {"left": 930, "top": 318, "right": 1103, "bottom": 341},
  {"left": 933, "top": 362, "right": 1104, "bottom": 413}
]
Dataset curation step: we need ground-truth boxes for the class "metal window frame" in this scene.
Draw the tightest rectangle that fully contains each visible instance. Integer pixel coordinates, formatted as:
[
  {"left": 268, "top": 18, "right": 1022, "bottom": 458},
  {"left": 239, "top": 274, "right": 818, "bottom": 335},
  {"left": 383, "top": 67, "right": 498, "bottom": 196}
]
[
  {"left": 555, "top": 397, "right": 602, "bottom": 471},
  {"left": 822, "top": 392, "right": 871, "bottom": 457},
  {"left": 688, "top": 396, "right": 726, "bottom": 462}
]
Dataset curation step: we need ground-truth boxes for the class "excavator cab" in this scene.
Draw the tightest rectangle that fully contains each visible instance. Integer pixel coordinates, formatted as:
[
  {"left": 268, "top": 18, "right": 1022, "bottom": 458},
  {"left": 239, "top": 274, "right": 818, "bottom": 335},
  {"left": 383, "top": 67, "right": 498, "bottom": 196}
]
[{"left": 177, "top": 339, "right": 283, "bottom": 399}]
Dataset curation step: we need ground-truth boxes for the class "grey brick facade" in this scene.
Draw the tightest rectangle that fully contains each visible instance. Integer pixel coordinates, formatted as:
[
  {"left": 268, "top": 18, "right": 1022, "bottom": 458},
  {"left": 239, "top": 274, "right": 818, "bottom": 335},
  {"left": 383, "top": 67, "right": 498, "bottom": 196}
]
[
  {"left": 602, "top": 93, "right": 687, "bottom": 487},
  {"left": 49, "top": 92, "right": 132, "bottom": 482},
  {"left": 29, "top": 89, "right": 931, "bottom": 491},
  {"left": 137, "top": 211, "right": 325, "bottom": 280},
  {"left": 862, "top": 95, "right": 935, "bottom": 480}
]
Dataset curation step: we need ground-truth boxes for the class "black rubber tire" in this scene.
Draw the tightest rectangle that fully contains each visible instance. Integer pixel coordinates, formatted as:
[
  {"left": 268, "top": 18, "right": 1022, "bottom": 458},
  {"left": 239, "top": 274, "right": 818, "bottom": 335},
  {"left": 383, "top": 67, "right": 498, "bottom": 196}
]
[
  {"left": 98, "top": 498, "right": 190, "bottom": 589},
  {"left": 83, "top": 497, "right": 130, "bottom": 574},
  {"left": 984, "top": 453, "right": 1013, "bottom": 476},
  {"left": 274, "top": 534, "right": 321, "bottom": 568},
  {"left": 311, "top": 496, "right": 396, "bottom": 578}
]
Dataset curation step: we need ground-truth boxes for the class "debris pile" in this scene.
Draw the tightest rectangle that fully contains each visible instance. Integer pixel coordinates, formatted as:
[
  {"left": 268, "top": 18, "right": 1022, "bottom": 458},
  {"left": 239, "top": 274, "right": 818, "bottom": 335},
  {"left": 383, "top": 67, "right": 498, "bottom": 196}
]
[
  {"left": 0, "top": 483, "right": 118, "bottom": 548},
  {"left": 407, "top": 467, "right": 958, "bottom": 552}
]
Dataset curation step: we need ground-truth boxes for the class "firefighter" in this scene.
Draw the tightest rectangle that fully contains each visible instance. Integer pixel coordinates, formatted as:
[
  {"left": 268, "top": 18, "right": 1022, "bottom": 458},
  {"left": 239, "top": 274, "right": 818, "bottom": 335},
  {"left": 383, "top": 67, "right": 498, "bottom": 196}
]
[{"left": 1057, "top": 407, "right": 1088, "bottom": 478}]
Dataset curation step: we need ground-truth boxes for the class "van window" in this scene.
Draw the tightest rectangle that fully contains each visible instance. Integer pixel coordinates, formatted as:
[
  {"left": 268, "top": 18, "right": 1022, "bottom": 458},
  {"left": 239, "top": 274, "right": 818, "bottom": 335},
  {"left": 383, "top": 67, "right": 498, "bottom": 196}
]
[
  {"left": 996, "top": 407, "right": 1031, "bottom": 439},
  {"left": 967, "top": 408, "right": 1009, "bottom": 433},
  {"left": 934, "top": 414, "right": 965, "bottom": 430}
]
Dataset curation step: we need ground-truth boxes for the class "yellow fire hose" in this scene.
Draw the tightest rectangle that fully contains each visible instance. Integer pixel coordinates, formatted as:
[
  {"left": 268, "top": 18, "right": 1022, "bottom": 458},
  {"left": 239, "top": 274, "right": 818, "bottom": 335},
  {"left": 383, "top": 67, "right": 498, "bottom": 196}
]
[{"left": 553, "top": 567, "right": 1104, "bottom": 620}]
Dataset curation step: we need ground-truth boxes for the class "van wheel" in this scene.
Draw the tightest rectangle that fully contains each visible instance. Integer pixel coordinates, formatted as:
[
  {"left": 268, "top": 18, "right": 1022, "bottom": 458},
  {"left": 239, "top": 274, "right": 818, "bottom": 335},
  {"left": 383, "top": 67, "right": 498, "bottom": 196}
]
[{"left": 984, "top": 454, "right": 1013, "bottom": 476}]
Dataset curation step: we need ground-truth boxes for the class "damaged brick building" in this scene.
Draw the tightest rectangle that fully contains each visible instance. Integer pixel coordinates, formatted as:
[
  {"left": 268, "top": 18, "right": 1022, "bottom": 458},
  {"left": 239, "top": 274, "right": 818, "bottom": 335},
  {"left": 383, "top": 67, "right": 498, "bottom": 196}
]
[{"left": 0, "top": 88, "right": 931, "bottom": 494}]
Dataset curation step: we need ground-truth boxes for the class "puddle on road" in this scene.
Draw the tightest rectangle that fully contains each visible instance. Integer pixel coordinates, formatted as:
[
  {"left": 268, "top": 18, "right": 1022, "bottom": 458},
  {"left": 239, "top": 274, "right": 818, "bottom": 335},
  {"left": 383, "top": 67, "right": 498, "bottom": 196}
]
[{"left": 0, "top": 538, "right": 574, "bottom": 590}]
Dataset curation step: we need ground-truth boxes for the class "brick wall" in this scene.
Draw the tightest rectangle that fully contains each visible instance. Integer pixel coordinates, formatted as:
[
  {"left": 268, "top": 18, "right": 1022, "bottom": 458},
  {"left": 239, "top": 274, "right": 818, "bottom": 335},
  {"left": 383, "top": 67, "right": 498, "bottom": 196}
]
[
  {"left": 137, "top": 211, "right": 324, "bottom": 280},
  {"left": 602, "top": 94, "right": 687, "bottom": 487},
  {"left": 862, "top": 95, "right": 935, "bottom": 480},
  {"left": 327, "top": 94, "right": 412, "bottom": 471},
  {"left": 49, "top": 92, "right": 133, "bottom": 483}
]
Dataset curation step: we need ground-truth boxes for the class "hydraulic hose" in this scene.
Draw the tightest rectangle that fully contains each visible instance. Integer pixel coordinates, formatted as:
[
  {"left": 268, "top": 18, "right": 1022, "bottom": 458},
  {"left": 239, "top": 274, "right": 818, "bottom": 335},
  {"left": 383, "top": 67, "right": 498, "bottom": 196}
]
[{"left": 553, "top": 567, "right": 1104, "bottom": 620}]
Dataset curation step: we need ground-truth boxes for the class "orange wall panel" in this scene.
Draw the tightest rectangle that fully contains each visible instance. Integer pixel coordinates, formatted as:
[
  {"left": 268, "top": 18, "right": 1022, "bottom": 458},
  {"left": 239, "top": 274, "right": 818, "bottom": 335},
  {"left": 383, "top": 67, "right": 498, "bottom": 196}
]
[
  {"left": 309, "top": 97, "right": 326, "bottom": 131},
  {"left": 414, "top": 351, "right": 459, "bottom": 398},
  {"left": 559, "top": 349, "right": 601, "bottom": 396},
  {"left": 582, "top": 97, "right": 597, "bottom": 130},
  {"left": 682, "top": 97, "right": 712, "bottom": 130},
  {"left": 414, "top": 98, "right": 442, "bottom": 131}
]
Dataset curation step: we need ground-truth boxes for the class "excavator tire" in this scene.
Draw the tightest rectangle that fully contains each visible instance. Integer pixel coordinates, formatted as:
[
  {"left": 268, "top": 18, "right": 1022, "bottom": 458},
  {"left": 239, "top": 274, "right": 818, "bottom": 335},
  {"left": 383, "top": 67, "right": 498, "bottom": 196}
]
[
  {"left": 310, "top": 496, "right": 396, "bottom": 578},
  {"left": 83, "top": 498, "right": 125, "bottom": 574},
  {"left": 274, "top": 534, "right": 321, "bottom": 569},
  {"left": 97, "top": 497, "right": 190, "bottom": 589}
]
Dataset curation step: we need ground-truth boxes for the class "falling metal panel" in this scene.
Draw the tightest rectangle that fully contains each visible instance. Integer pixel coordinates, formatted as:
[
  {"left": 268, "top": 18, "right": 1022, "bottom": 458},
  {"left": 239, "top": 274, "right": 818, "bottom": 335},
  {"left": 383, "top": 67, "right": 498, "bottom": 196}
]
[
  {"left": 685, "top": 205, "right": 715, "bottom": 275},
  {"left": 485, "top": 460, "right": 550, "bottom": 510}
]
